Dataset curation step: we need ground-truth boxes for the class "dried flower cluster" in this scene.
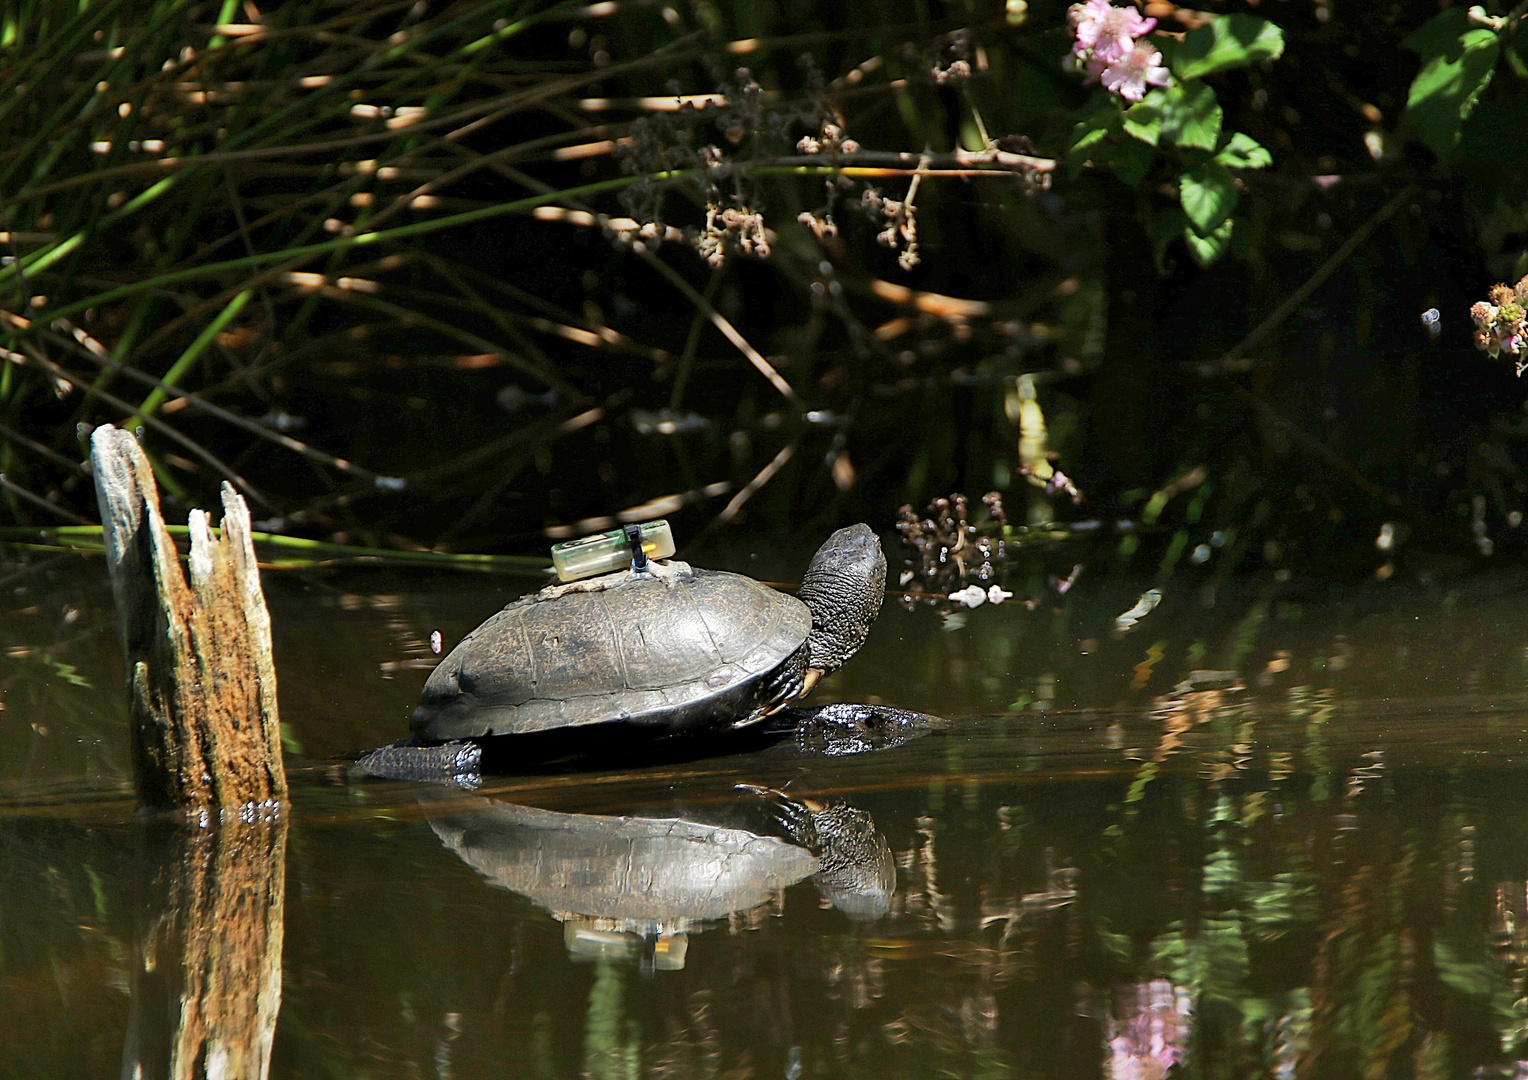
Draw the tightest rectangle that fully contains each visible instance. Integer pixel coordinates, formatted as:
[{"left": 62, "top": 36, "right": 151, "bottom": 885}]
[
  {"left": 616, "top": 66, "right": 911, "bottom": 268},
  {"left": 1471, "top": 275, "right": 1528, "bottom": 373},
  {"left": 931, "top": 59, "right": 972, "bottom": 86},
  {"left": 697, "top": 204, "right": 770, "bottom": 267},
  {"left": 617, "top": 68, "right": 816, "bottom": 267},
  {"left": 896, "top": 493, "right": 1012, "bottom": 612},
  {"left": 795, "top": 119, "right": 859, "bottom": 241},
  {"left": 1066, "top": 0, "right": 1171, "bottom": 102},
  {"left": 918, "top": 29, "right": 977, "bottom": 87},
  {"left": 862, "top": 183, "right": 923, "bottom": 271},
  {"left": 795, "top": 206, "right": 840, "bottom": 241},
  {"left": 612, "top": 54, "right": 1048, "bottom": 275},
  {"left": 795, "top": 121, "right": 858, "bottom": 158},
  {"left": 890, "top": 29, "right": 978, "bottom": 93}
]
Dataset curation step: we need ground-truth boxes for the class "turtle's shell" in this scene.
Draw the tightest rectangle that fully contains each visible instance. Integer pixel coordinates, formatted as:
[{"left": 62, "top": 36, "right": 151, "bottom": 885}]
[{"left": 412, "top": 564, "right": 811, "bottom": 740}]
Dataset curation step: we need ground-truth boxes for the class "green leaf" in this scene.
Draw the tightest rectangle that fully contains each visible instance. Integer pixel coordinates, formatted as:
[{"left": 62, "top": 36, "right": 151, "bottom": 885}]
[
  {"left": 1403, "top": 10, "right": 1500, "bottom": 159},
  {"left": 1159, "top": 81, "right": 1222, "bottom": 151},
  {"left": 1180, "top": 162, "right": 1239, "bottom": 235},
  {"left": 1214, "top": 131, "right": 1272, "bottom": 169},
  {"left": 1106, "top": 139, "right": 1156, "bottom": 185},
  {"left": 1170, "top": 14, "right": 1285, "bottom": 81},
  {"left": 1068, "top": 106, "right": 1122, "bottom": 177},
  {"left": 1451, "top": 99, "right": 1528, "bottom": 240},
  {"left": 1506, "top": 43, "right": 1528, "bottom": 80},
  {"left": 1122, "top": 99, "right": 1162, "bottom": 146},
  {"left": 1183, "top": 218, "right": 1234, "bottom": 267},
  {"left": 1402, "top": 8, "right": 1479, "bottom": 56}
]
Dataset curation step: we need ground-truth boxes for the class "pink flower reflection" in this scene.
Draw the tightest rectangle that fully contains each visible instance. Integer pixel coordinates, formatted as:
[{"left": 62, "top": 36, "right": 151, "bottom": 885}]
[{"left": 1107, "top": 980, "right": 1192, "bottom": 1080}]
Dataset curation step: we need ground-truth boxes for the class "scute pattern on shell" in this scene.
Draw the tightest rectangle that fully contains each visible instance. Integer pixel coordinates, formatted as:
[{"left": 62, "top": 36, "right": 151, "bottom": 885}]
[{"left": 413, "top": 565, "right": 810, "bottom": 740}]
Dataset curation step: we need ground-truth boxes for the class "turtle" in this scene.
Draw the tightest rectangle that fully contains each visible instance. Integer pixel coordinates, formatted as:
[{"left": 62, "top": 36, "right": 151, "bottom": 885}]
[{"left": 361, "top": 524, "right": 887, "bottom": 779}]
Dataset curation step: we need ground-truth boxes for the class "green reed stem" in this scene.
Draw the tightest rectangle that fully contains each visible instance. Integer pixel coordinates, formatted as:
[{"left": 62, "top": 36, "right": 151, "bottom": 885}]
[
  {"left": 135, "top": 290, "right": 251, "bottom": 419},
  {"left": 19, "top": 172, "right": 679, "bottom": 329},
  {"left": 0, "top": 525, "right": 552, "bottom": 574}
]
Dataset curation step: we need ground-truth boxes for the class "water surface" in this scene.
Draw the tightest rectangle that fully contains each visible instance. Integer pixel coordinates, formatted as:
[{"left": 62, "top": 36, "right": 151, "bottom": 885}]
[{"left": 6, "top": 555, "right": 1528, "bottom": 1078}]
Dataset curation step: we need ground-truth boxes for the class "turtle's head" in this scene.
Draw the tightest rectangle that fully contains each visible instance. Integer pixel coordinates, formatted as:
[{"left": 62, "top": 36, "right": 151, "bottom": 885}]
[{"left": 797, "top": 524, "right": 886, "bottom": 683}]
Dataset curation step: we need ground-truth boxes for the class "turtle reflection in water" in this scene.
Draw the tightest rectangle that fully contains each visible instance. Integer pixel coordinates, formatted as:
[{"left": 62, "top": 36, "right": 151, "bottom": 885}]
[
  {"left": 419, "top": 787, "right": 894, "bottom": 970},
  {"left": 363, "top": 524, "right": 910, "bottom": 782},
  {"left": 737, "top": 784, "right": 896, "bottom": 920}
]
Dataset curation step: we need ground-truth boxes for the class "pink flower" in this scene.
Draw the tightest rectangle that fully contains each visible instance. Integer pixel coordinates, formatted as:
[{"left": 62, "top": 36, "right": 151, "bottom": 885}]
[
  {"left": 1493, "top": 324, "right": 1527, "bottom": 357},
  {"left": 1101, "top": 41, "right": 1171, "bottom": 102},
  {"left": 1069, "top": 0, "right": 1115, "bottom": 46},
  {"left": 1066, "top": 1, "right": 1167, "bottom": 98},
  {"left": 1070, "top": 0, "right": 1157, "bottom": 66}
]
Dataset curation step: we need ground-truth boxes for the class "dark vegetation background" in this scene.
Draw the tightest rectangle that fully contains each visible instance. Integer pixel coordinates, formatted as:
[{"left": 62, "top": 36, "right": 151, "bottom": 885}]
[
  {"left": 1, "top": 0, "right": 1525, "bottom": 580},
  {"left": 12, "top": 7, "right": 1528, "bottom": 1076}
]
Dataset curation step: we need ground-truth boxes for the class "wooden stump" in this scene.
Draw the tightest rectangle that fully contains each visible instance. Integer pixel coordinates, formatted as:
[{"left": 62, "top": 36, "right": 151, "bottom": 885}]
[{"left": 90, "top": 426, "right": 287, "bottom": 815}]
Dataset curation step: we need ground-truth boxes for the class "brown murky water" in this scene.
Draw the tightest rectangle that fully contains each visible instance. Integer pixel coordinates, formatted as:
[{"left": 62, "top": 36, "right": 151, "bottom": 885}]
[{"left": 7, "top": 553, "right": 1528, "bottom": 1078}]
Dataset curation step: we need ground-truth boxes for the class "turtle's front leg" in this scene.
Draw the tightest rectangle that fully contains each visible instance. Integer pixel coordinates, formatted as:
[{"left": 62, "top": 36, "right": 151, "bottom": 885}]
[{"left": 730, "top": 641, "right": 811, "bottom": 728}]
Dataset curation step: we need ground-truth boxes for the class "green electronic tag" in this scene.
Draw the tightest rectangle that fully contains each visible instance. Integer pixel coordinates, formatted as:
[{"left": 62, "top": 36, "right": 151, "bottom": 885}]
[{"left": 551, "top": 519, "right": 676, "bottom": 582}]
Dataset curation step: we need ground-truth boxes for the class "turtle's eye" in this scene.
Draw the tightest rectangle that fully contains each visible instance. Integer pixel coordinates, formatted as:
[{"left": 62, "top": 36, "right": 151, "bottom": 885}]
[{"left": 456, "top": 668, "right": 476, "bottom": 694}]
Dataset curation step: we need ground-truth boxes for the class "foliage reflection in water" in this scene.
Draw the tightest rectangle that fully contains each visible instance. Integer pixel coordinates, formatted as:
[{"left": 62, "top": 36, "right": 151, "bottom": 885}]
[{"left": 9, "top": 558, "right": 1528, "bottom": 1075}]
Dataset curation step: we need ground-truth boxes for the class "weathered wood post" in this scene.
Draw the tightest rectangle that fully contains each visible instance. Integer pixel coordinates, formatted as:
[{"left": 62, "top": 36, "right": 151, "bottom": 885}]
[
  {"left": 91, "top": 425, "right": 288, "bottom": 1080},
  {"left": 90, "top": 425, "right": 286, "bottom": 814}
]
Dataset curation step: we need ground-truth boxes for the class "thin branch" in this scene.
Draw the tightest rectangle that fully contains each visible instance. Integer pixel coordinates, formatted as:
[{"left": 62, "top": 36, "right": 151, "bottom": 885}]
[
  {"left": 638, "top": 249, "right": 805, "bottom": 411},
  {"left": 0, "top": 473, "right": 92, "bottom": 524},
  {"left": 16, "top": 348, "right": 270, "bottom": 508},
  {"left": 720, "top": 442, "right": 796, "bottom": 522},
  {"left": 0, "top": 419, "right": 88, "bottom": 474},
  {"left": 1214, "top": 185, "right": 1420, "bottom": 369},
  {"left": 1231, "top": 385, "right": 1398, "bottom": 506},
  {"left": 38, "top": 324, "right": 394, "bottom": 489}
]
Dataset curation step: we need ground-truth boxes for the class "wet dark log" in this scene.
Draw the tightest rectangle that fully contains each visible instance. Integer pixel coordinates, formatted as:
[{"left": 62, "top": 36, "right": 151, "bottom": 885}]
[
  {"left": 90, "top": 426, "right": 286, "bottom": 814},
  {"left": 121, "top": 818, "right": 287, "bottom": 1080}
]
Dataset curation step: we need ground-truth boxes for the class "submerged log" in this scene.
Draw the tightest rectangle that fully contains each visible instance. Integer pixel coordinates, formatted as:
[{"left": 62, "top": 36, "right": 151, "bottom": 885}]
[{"left": 90, "top": 426, "right": 287, "bottom": 815}]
